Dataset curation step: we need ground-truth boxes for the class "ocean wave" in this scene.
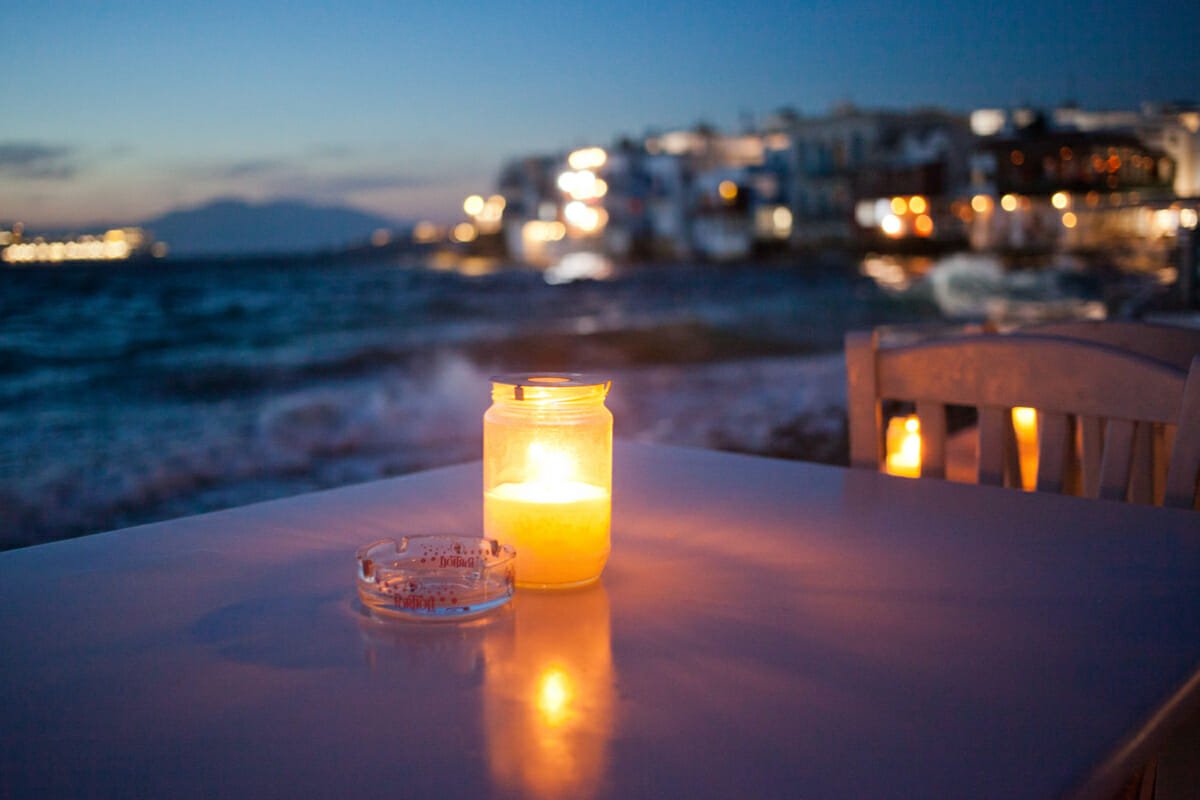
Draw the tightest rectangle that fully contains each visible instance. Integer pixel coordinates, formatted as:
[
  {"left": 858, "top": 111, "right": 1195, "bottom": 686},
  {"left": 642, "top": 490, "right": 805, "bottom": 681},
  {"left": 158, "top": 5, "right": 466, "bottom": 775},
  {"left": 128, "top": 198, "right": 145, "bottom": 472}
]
[{"left": 0, "top": 351, "right": 848, "bottom": 548}]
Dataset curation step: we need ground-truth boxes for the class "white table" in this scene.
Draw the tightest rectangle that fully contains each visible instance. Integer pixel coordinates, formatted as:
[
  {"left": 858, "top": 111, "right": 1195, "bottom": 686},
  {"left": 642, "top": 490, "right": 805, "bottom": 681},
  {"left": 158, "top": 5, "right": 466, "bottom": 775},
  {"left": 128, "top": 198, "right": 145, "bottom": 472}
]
[{"left": 2, "top": 443, "right": 1199, "bottom": 799}]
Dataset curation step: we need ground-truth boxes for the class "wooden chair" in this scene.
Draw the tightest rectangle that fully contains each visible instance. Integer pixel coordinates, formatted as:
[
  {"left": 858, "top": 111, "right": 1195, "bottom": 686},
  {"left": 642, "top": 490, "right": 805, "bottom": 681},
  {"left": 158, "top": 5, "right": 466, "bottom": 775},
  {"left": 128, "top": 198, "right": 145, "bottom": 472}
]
[
  {"left": 845, "top": 331, "right": 1200, "bottom": 509},
  {"left": 1020, "top": 320, "right": 1200, "bottom": 370}
]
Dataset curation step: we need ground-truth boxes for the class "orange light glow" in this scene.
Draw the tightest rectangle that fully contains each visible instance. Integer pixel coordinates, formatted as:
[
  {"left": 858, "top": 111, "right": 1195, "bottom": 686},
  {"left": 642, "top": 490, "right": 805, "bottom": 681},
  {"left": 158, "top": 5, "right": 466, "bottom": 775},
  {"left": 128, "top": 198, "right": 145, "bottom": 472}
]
[
  {"left": 1000, "top": 194, "right": 1018, "bottom": 212},
  {"left": 885, "top": 415, "right": 921, "bottom": 478},
  {"left": 452, "top": 222, "right": 478, "bottom": 243},
  {"left": 1051, "top": 191, "right": 1070, "bottom": 210},
  {"left": 1010, "top": 150, "right": 1025, "bottom": 166},
  {"left": 1012, "top": 407, "right": 1038, "bottom": 491},
  {"left": 971, "top": 194, "right": 993, "bottom": 214},
  {"left": 913, "top": 214, "right": 934, "bottom": 237},
  {"left": 1061, "top": 212, "right": 1078, "bottom": 229},
  {"left": 718, "top": 180, "right": 738, "bottom": 202},
  {"left": 890, "top": 196, "right": 908, "bottom": 215},
  {"left": 908, "top": 196, "right": 927, "bottom": 215}
]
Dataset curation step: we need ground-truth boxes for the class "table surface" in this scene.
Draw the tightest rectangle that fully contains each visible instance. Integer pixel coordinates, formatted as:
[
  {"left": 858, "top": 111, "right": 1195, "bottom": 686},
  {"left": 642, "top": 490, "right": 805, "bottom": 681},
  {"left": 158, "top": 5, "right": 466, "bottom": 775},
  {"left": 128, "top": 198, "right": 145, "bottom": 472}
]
[{"left": 2, "top": 442, "right": 1199, "bottom": 800}]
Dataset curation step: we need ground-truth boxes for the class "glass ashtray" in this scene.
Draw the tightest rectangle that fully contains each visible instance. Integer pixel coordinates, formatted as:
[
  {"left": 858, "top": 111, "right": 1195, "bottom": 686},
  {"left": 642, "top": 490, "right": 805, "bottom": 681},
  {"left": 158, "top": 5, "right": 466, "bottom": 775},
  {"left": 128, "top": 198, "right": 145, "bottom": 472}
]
[{"left": 356, "top": 535, "right": 516, "bottom": 622}]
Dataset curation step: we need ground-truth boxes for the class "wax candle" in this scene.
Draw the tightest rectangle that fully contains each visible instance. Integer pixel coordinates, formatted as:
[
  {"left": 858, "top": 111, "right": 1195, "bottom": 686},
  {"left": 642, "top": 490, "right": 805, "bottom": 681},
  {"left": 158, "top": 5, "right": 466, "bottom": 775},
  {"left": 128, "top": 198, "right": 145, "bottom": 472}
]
[{"left": 484, "top": 444, "right": 611, "bottom": 587}]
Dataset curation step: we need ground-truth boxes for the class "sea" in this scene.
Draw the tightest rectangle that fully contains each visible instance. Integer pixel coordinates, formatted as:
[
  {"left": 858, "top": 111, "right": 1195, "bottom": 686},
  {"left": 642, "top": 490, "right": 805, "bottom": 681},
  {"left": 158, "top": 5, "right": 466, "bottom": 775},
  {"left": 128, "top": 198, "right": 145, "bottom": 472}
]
[{"left": 0, "top": 249, "right": 1163, "bottom": 549}]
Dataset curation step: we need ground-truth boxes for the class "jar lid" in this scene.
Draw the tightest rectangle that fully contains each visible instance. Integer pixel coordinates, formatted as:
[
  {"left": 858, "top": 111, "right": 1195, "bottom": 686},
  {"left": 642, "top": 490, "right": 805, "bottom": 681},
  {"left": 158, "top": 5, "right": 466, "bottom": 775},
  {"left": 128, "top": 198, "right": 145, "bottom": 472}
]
[{"left": 490, "top": 373, "right": 611, "bottom": 401}]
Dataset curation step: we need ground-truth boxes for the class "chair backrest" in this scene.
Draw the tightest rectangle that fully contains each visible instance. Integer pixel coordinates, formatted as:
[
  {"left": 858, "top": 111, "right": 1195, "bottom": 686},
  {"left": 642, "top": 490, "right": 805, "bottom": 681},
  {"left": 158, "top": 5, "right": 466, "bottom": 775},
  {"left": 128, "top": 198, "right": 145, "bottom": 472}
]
[
  {"left": 1020, "top": 320, "right": 1200, "bottom": 370},
  {"left": 846, "top": 330, "right": 1200, "bottom": 509}
]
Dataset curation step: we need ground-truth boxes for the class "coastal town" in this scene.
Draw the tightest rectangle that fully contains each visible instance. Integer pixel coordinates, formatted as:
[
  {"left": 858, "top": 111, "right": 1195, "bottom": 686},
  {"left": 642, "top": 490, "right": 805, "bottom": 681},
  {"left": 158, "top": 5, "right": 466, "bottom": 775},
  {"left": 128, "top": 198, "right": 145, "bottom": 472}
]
[
  {"left": 450, "top": 101, "right": 1200, "bottom": 266},
  {"left": 3, "top": 101, "right": 1199, "bottom": 268}
]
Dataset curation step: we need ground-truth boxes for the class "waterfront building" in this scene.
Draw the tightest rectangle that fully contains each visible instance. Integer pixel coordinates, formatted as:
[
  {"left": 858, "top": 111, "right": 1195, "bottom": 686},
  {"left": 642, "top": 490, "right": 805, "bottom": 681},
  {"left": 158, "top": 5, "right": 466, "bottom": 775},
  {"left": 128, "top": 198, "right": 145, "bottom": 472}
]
[{"left": 787, "top": 104, "right": 971, "bottom": 246}]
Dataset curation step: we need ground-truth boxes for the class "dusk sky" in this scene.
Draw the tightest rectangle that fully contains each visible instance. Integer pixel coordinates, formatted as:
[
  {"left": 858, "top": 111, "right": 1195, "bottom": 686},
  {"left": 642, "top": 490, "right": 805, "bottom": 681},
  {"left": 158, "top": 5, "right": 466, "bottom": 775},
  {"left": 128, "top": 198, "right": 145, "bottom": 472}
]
[{"left": 3, "top": 0, "right": 1197, "bottom": 228}]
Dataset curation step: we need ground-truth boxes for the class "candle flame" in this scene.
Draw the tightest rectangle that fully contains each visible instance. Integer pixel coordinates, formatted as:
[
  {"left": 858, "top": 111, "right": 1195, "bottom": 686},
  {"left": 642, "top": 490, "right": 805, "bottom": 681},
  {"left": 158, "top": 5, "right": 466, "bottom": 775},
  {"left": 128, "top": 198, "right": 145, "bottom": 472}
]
[{"left": 528, "top": 442, "right": 575, "bottom": 486}]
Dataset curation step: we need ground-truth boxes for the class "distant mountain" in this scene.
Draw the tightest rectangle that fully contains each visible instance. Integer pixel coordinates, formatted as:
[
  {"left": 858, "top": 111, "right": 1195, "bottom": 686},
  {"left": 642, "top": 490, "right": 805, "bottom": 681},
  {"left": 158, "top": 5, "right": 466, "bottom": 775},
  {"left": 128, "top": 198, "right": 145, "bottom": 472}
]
[{"left": 141, "top": 198, "right": 402, "bottom": 257}]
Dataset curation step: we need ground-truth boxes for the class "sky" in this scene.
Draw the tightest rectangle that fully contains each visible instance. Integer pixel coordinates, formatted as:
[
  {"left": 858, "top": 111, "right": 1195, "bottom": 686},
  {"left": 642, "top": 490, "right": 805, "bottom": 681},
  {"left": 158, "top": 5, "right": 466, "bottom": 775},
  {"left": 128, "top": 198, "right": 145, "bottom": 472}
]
[{"left": 2, "top": 0, "right": 1197, "bottom": 228}]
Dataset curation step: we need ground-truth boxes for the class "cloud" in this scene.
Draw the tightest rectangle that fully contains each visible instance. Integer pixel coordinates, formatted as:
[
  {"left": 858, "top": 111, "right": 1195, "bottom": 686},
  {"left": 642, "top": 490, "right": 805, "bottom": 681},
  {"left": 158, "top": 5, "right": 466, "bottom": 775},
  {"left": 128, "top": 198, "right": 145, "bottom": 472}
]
[
  {"left": 215, "top": 158, "right": 290, "bottom": 178},
  {"left": 193, "top": 155, "right": 433, "bottom": 197},
  {"left": 0, "top": 142, "right": 79, "bottom": 179}
]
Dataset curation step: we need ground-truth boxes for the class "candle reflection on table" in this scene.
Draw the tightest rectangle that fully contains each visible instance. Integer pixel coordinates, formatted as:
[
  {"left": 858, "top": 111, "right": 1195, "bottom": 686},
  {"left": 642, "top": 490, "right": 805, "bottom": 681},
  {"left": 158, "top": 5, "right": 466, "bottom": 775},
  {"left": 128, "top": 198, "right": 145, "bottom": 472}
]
[{"left": 484, "top": 583, "right": 613, "bottom": 799}]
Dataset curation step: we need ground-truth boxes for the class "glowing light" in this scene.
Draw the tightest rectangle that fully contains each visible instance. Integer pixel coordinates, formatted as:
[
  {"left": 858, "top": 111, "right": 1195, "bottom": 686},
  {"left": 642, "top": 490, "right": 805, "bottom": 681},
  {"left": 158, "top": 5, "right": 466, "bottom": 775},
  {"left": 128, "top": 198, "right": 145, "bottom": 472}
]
[
  {"left": 890, "top": 196, "right": 908, "bottom": 215},
  {"left": 1000, "top": 194, "right": 1018, "bottom": 212},
  {"left": 1051, "top": 191, "right": 1070, "bottom": 210},
  {"left": 1061, "top": 212, "right": 1077, "bottom": 229},
  {"left": 880, "top": 214, "right": 903, "bottom": 236},
  {"left": 908, "top": 196, "right": 927, "bottom": 215},
  {"left": 536, "top": 667, "right": 574, "bottom": 727},
  {"left": 567, "top": 147, "right": 607, "bottom": 171},
  {"left": 564, "top": 201, "right": 606, "bottom": 234},
  {"left": 885, "top": 415, "right": 921, "bottom": 478},
  {"left": 370, "top": 228, "right": 392, "bottom": 247},
  {"left": 1181, "top": 208, "right": 1199, "bottom": 230},
  {"left": 412, "top": 221, "right": 441, "bottom": 243},
  {"left": 463, "top": 195, "right": 485, "bottom": 216},
  {"left": 522, "top": 220, "right": 566, "bottom": 243},
  {"left": 772, "top": 206, "right": 793, "bottom": 233},
  {"left": 913, "top": 214, "right": 934, "bottom": 237},
  {"left": 971, "top": 195, "right": 993, "bottom": 214},
  {"left": 452, "top": 222, "right": 478, "bottom": 243},
  {"left": 1012, "top": 407, "right": 1038, "bottom": 491},
  {"left": 718, "top": 180, "right": 738, "bottom": 202}
]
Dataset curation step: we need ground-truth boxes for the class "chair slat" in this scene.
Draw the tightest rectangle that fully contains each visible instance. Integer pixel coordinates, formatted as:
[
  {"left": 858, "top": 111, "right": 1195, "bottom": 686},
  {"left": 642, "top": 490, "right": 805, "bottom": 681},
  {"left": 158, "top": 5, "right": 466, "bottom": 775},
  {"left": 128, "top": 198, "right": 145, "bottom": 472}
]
[
  {"left": 1078, "top": 416, "right": 1104, "bottom": 499},
  {"left": 845, "top": 331, "right": 882, "bottom": 470},
  {"left": 915, "top": 401, "right": 947, "bottom": 480},
  {"left": 1100, "top": 420, "right": 1135, "bottom": 502},
  {"left": 1165, "top": 356, "right": 1200, "bottom": 509},
  {"left": 1036, "top": 412, "right": 1072, "bottom": 494},
  {"left": 978, "top": 406, "right": 1008, "bottom": 487}
]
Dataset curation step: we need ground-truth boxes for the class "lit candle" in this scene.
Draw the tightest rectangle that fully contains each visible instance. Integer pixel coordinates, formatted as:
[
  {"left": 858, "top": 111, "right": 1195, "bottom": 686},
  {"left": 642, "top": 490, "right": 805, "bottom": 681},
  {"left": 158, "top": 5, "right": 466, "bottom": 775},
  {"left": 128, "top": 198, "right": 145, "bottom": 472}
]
[
  {"left": 885, "top": 414, "right": 922, "bottom": 478},
  {"left": 483, "top": 374, "right": 613, "bottom": 589},
  {"left": 484, "top": 442, "right": 611, "bottom": 587},
  {"left": 1012, "top": 406, "right": 1039, "bottom": 491}
]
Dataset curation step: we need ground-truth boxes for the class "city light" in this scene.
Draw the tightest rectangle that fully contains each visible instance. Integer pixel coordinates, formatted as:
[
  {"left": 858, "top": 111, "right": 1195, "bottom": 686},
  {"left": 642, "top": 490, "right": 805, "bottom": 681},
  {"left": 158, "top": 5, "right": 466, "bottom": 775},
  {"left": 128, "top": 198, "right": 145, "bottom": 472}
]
[
  {"left": 772, "top": 206, "right": 793, "bottom": 235},
  {"left": 567, "top": 147, "right": 607, "bottom": 171},
  {"left": 913, "top": 214, "right": 934, "bottom": 237},
  {"left": 970, "top": 195, "right": 993, "bottom": 214},
  {"left": 564, "top": 201, "right": 606, "bottom": 234},
  {"left": 412, "top": 221, "right": 441, "bottom": 243},
  {"left": 1061, "top": 212, "right": 1078, "bottom": 229},
  {"left": 1051, "top": 191, "right": 1070, "bottom": 210},
  {"left": 718, "top": 180, "right": 738, "bottom": 202},
  {"left": 880, "top": 214, "right": 903, "bottom": 237},
  {"left": 890, "top": 197, "right": 908, "bottom": 215},
  {"left": 1000, "top": 194, "right": 1019, "bottom": 212},
  {"left": 452, "top": 222, "right": 478, "bottom": 243},
  {"left": 558, "top": 171, "right": 607, "bottom": 201},
  {"left": 908, "top": 196, "right": 927, "bottom": 215},
  {"left": 522, "top": 220, "right": 566, "bottom": 243},
  {"left": 1, "top": 228, "right": 145, "bottom": 264},
  {"left": 463, "top": 195, "right": 485, "bottom": 216},
  {"left": 1181, "top": 208, "right": 1199, "bottom": 230}
]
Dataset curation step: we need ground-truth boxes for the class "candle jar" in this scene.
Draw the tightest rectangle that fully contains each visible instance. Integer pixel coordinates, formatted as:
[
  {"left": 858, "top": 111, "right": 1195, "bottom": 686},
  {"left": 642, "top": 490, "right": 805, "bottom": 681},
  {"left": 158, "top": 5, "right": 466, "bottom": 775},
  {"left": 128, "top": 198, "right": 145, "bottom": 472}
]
[{"left": 483, "top": 374, "right": 612, "bottom": 589}]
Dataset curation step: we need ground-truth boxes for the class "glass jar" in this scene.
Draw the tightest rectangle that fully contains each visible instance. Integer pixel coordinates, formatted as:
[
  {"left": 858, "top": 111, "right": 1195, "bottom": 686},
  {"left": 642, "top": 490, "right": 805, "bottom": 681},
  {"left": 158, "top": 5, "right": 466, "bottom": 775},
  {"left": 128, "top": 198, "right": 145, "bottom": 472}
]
[{"left": 483, "top": 374, "right": 612, "bottom": 589}]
